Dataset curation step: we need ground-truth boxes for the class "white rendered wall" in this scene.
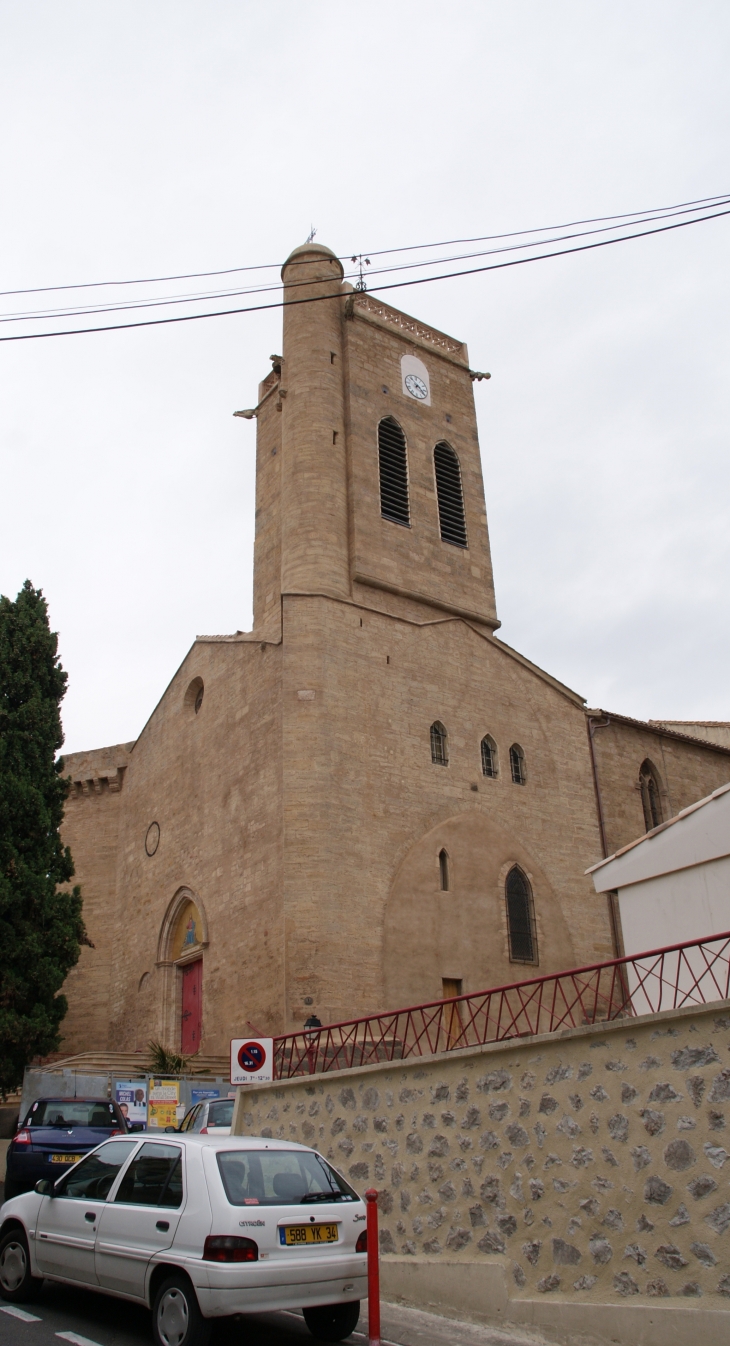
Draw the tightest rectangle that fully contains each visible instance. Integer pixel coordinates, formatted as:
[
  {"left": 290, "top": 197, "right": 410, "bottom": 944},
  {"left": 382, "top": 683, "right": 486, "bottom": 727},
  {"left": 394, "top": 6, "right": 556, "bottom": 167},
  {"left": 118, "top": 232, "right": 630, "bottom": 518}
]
[
  {"left": 617, "top": 853, "right": 730, "bottom": 954},
  {"left": 616, "top": 855, "right": 730, "bottom": 1012}
]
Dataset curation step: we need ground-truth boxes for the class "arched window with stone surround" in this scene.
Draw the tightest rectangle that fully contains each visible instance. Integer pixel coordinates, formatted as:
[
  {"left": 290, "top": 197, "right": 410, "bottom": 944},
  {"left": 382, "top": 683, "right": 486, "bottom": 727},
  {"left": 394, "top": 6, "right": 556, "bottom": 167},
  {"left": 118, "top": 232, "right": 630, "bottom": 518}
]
[
  {"left": 378, "top": 416, "right": 410, "bottom": 527},
  {"left": 639, "top": 758, "right": 664, "bottom": 831},
  {"left": 509, "top": 743, "right": 526, "bottom": 785},
  {"left": 433, "top": 442, "right": 467, "bottom": 547},
  {"left": 430, "top": 721, "right": 448, "bottom": 766},
  {"left": 505, "top": 866, "right": 537, "bottom": 963},
  {"left": 481, "top": 735, "right": 498, "bottom": 778}
]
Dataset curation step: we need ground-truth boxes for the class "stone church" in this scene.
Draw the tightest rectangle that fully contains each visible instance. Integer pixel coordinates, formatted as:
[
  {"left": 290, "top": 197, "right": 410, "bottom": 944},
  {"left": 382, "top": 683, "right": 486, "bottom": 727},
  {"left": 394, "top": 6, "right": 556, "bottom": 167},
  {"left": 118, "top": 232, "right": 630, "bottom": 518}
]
[{"left": 58, "top": 242, "right": 730, "bottom": 1059}]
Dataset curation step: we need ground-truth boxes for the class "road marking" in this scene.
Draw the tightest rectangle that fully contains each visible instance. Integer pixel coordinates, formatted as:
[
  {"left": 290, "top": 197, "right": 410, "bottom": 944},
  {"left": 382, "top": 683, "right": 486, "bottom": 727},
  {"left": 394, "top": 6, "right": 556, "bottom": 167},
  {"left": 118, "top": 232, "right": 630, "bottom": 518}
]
[
  {"left": 0, "top": 1306, "right": 42, "bottom": 1322},
  {"left": 56, "top": 1334, "right": 104, "bottom": 1346}
]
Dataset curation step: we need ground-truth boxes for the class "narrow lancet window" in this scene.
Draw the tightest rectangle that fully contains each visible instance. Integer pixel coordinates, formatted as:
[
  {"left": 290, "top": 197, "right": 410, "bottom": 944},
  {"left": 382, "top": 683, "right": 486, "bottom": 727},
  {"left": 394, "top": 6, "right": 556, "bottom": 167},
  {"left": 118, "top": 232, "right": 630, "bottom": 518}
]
[
  {"left": 378, "top": 417, "right": 410, "bottom": 526},
  {"left": 434, "top": 442, "right": 467, "bottom": 547},
  {"left": 430, "top": 721, "right": 448, "bottom": 766},
  {"left": 439, "top": 849, "right": 450, "bottom": 891},
  {"left": 481, "top": 735, "right": 498, "bottom": 778},
  {"left": 639, "top": 759, "right": 664, "bottom": 831},
  {"left": 509, "top": 743, "right": 526, "bottom": 785},
  {"left": 506, "top": 866, "right": 537, "bottom": 963}
]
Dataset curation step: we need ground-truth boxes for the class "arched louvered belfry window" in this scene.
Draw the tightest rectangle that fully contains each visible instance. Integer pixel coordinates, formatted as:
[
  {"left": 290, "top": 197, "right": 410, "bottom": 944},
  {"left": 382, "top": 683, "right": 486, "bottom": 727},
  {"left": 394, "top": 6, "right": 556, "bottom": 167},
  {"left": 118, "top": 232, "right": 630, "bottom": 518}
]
[
  {"left": 481, "top": 735, "right": 498, "bottom": 778},
  {"left": 509, "top": 743, "right": 526, "bottom": 785},
  {"left": 430, "top": 721, "right": 448, "bottom": 766},
  {"left": 639, "top": 759, "right": 664, "bottom": 832},
  {"left": 439, "top": 849, "right": 450, "bottom": 891},
  {"left": 505, "top": 866, "right": 537, "bottom": 963},
  {"left": 433, "top": 442, "right": 467, "bottom": 547},
  {"left": 378, "top": 417, "right": 410, "bottom": 527}
]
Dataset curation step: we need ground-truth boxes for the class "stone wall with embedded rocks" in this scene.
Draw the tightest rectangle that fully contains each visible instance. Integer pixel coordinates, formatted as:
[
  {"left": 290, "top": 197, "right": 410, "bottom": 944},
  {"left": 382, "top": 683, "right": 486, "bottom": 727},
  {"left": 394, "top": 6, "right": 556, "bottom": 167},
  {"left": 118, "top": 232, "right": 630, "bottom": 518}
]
[{"left": 233, "top": 999, "right": 730, "bottom": 1315}]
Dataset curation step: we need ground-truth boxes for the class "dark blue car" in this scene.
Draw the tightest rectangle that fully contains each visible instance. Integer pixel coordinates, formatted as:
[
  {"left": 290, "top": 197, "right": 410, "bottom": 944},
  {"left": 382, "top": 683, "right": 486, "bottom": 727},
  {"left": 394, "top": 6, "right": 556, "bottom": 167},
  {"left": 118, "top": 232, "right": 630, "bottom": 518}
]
[{"left": 4, "top": 1097, "right": 130, "bottom": 1201}]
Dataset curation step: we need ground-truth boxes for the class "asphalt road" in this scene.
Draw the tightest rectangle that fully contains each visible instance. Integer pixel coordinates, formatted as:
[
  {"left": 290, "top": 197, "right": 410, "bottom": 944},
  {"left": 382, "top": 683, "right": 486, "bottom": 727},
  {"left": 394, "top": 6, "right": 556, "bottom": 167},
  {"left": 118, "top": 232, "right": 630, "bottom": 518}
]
[
  {"left": 0, "top": 1284, "right": 331, "bottom": 1346},
  {"left": 0, "top": 1182, "right": 551, "bottom": 1346}
]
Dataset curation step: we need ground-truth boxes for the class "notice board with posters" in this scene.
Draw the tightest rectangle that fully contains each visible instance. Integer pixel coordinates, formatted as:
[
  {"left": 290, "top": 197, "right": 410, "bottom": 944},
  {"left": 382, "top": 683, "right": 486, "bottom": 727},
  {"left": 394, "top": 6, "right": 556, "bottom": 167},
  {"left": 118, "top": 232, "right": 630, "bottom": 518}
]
[
  {"left": 114, "top": 1080, "right": 148, "bottom": 1127},
  {"left": 191, "top": 1087, "right": 220, "bottom": 1106},
  {"left": 147, "top": 1078, "right": 180, "bottom": 1129}
]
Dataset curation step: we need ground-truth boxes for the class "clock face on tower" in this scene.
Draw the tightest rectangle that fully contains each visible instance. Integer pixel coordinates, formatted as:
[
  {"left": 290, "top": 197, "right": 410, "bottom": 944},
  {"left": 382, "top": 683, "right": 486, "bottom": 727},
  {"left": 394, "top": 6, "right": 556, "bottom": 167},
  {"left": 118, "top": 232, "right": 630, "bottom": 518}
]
[
  {"left": 404, "top": 373, "right": 428, "bottom": 400},
  {"left": 401, "top": 353, "right": 431, "bottom": 404}
]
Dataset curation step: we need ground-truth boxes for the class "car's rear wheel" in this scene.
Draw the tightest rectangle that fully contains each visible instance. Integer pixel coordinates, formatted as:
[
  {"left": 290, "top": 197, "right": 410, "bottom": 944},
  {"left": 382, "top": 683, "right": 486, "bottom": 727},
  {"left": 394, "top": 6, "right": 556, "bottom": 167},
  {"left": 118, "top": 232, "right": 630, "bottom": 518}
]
[
  {"left": 152, "top": 1273, "right": 211, "bottom": 1346},
  {"left": 302, "top": 1301, "right": 360, "bottom": 1342},
  {"left": 0, "top": 1228, "right": 43, "bottom": 1303}
]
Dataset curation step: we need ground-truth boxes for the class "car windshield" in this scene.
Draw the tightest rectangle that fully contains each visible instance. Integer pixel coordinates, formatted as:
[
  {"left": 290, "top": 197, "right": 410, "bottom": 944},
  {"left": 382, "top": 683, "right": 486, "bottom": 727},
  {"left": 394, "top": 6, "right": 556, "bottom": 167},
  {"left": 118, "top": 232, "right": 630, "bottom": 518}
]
[
  {"left": 27, "top": 1100, "right": 119, "bottom": 1128},
  {"left": 207, "top": 1100, "right": 234, "bottom": 1127},
  {"left": 217, "top": 1149, "right": 359, "bottom": 1206}
]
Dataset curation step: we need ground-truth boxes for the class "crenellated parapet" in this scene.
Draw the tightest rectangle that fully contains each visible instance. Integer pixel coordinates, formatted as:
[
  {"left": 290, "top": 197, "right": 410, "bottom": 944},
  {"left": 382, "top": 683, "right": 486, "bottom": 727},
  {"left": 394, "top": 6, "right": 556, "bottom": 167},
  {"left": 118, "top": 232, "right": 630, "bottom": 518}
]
[{"left": 61, "top": 741, "right": 135, "bottom": 800}]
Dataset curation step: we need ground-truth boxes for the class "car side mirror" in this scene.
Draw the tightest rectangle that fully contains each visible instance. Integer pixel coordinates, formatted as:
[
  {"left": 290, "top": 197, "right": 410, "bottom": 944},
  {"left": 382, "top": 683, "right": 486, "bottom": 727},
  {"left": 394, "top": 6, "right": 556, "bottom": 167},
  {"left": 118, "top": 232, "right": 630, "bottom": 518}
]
[
  {"left": 164, "top": 1125, "right": 178, "bottom": 1134},
  {"left": 35, "top": 1179, "right": 55, "bottom": 1196}
]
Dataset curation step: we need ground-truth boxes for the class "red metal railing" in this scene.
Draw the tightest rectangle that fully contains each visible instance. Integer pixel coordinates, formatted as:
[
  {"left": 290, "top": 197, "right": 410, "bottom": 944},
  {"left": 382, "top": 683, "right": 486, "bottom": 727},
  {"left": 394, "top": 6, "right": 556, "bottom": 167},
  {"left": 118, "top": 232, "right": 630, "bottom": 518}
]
[{"left": 273, "top": 930, "right": 730, "bottom": 1080}]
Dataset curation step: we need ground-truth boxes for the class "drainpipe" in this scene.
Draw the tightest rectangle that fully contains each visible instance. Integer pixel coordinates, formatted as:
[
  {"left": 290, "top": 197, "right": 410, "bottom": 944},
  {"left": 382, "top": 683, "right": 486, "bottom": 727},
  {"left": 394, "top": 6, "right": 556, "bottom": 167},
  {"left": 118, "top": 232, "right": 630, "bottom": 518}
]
[{"left": 586, "top": 713, "right": 625, "bottom": 958}]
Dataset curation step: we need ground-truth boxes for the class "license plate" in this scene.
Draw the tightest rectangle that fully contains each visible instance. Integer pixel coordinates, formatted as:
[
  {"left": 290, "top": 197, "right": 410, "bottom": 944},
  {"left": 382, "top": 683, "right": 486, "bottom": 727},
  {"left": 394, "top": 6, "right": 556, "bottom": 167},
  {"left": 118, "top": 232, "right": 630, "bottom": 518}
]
[
  {"left": 51, "top": 1154, "right": 83, "bottom": 1164},
  {"left": 280, "top": 1223, "right": 339, "bottom": 1246}
]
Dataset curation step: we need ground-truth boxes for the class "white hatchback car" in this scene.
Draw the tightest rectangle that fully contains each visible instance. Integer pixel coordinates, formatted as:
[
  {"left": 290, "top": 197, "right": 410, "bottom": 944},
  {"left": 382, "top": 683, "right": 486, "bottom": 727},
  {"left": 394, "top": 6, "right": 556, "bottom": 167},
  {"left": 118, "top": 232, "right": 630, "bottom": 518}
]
[{"left": 0, "top": 1134, "right": 368, "bottom": 1346}]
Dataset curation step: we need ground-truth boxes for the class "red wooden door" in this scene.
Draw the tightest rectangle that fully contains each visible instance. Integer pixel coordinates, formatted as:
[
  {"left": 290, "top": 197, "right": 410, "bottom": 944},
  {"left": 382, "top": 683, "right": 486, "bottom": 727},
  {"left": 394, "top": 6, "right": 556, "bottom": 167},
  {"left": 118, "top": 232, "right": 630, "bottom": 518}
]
[{"left": 181, "top": 960, "right": 202, "bottom": 1054}]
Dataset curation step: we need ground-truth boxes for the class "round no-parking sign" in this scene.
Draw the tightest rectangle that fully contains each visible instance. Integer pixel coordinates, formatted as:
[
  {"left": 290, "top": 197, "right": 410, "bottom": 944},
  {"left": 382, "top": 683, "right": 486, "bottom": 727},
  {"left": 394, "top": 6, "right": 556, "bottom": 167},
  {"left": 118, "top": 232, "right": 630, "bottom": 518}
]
[
  {"left": 238, "top": 1040, "right": 266, "bottom": 1073},
  {"left": 230, "top": 1037, "right": 274, "bottom": 1085}
]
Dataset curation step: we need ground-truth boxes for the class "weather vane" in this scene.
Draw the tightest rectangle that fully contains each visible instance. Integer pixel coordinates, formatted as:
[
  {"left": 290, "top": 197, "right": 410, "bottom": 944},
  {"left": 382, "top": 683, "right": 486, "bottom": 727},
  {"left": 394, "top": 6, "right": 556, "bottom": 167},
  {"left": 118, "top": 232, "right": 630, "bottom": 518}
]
[
  {"left": 306, "top": 225, "right": 317, "bottom": 243},
  {"left": 351, "top": 254, "right": 371, "bottom": 291}
]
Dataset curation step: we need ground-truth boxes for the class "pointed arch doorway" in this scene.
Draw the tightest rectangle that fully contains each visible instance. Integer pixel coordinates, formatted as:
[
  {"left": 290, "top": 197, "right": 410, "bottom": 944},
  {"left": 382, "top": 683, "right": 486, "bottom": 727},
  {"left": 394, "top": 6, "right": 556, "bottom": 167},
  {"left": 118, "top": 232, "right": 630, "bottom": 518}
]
[{"left": 157, "top": 887, "right": 208, "bottom": 1054}]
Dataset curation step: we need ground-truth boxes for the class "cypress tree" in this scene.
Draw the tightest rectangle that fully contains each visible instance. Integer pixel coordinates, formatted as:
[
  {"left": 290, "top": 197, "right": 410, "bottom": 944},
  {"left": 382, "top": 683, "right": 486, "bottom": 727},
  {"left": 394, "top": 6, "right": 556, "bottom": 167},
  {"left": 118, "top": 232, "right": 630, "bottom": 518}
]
[{"left": 0, "top": 580, "right": 86, "bottom": 1094}]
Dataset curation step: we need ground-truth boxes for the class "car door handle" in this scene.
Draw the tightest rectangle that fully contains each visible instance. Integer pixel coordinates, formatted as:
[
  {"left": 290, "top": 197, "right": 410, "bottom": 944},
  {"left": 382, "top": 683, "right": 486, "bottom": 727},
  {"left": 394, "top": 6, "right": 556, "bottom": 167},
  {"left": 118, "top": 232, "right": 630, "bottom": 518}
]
[
  {"left": 85, "top": 1212, "right": 96, "bottom": 1223},
  {"left": 156, "top": 1221, "right": 170, "bottom": 1232}
]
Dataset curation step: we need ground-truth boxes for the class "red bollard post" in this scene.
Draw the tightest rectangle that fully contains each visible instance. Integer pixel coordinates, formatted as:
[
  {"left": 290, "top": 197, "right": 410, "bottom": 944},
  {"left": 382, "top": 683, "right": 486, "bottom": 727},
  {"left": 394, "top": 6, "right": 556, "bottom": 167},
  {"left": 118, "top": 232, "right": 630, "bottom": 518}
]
[{"left": 365, "top": 1188, "right": 380, "bottom": 1346}]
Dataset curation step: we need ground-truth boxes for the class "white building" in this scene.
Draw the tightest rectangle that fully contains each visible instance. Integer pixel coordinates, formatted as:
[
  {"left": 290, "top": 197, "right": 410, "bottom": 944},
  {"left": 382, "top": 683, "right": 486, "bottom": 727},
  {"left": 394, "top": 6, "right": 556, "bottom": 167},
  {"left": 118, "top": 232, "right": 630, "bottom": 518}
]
[{"left": 588, "top": 781, "right": 730, "bottom": 1011}]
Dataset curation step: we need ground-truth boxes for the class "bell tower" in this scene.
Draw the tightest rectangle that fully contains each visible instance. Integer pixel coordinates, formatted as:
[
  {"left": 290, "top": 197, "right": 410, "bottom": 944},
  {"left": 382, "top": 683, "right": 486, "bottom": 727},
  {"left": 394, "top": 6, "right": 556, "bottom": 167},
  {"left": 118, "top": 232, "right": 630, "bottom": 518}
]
[{"left": 251, "top": 241, "right": 498, "bottom": 635}]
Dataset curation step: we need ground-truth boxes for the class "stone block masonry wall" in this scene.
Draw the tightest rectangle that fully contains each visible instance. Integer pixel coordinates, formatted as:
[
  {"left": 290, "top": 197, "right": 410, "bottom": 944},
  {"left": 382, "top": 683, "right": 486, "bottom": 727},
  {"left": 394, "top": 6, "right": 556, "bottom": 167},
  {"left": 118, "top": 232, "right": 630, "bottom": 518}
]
[
  {"left": 59, "top": 742, "right": 134, "bottom": 1052},
  {"left": 234, "top": 999, "right": 730, "bottom": 1331}
]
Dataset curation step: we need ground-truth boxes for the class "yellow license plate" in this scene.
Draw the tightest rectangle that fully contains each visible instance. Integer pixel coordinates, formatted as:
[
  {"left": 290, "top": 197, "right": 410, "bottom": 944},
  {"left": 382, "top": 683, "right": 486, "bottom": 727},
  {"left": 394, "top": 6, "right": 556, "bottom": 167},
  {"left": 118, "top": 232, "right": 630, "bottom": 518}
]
[
  {"left": 281, "top": 1223, "right": 339, "bottom": 1246},
  {"left": 51, "top": 1154, "right": 82, "bottom": 1163}
]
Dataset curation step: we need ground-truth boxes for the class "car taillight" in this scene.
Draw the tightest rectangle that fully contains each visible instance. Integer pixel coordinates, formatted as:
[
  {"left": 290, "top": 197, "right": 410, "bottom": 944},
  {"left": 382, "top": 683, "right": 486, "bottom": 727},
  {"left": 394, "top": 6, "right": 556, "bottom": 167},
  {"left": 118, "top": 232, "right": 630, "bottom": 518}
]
[
  {"left": 200, "top": 1126, "right": 208, "bottom": 1134},
  {"left": 203, "top": 1235, "right": 258, "bottom": 1263},
  {"left": 13, "top": 1129, "right": 32, "bottom": 1145},
  {"left": 356, "top": 1229, "right": 368, "bottom": 1253}
]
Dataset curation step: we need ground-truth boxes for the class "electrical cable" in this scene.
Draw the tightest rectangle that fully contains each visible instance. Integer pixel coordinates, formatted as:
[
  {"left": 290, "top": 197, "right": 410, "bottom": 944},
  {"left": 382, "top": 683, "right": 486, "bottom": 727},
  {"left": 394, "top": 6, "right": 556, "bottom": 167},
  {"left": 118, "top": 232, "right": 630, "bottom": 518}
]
[
  {"left": 0, "top": 191, "right": 727, "bottom": 302},
  {"left": 0, "top": 203, "right": 727, "bottom": 343},
  {"left": 2, "top": 195, "right": 727, "bottom": 326}
]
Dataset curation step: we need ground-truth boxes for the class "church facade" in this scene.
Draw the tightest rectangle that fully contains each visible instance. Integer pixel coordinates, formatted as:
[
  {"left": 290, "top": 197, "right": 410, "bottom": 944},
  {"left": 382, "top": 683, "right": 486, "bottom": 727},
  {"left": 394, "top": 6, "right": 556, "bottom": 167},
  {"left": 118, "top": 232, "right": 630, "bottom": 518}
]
[{"left": 58, "top": 243, "right": 730, "bottom": 1059}]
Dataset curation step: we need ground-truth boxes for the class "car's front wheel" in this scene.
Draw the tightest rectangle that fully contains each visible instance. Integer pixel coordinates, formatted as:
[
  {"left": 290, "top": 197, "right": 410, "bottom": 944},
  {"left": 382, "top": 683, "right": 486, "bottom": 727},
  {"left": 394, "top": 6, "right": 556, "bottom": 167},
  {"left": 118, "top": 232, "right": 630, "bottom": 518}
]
[
  {"left": 303, "top": 1301, "right": 360, "bottom": 1342},
  {"left": 152, "top": 1273, "right": 211, "bottom": 1346},
  {"left": 0, "top": 1228, "right": 43, "bottom": 1303}
]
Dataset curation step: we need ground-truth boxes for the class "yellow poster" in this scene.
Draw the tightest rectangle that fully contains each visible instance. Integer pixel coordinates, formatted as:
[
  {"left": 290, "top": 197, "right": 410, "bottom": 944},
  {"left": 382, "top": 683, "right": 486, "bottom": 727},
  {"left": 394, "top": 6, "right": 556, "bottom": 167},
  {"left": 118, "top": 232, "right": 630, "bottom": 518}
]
[{"left": 148, "top": 1078, "right": 180, "bottom": 1130}]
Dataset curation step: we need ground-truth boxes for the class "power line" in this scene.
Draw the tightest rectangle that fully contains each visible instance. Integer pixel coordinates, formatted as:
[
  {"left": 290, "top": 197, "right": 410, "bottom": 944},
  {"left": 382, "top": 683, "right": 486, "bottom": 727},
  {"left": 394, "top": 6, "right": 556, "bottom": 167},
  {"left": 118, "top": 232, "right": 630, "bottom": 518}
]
[
  {"left": 0, "top": 204, "right": 727, "bottom": 344},
  {"left": 2, "top": 196, "right": 726, "bottom": 326},
  {"left": 0, "top": 191, "right": 727, "bottom": 302}
]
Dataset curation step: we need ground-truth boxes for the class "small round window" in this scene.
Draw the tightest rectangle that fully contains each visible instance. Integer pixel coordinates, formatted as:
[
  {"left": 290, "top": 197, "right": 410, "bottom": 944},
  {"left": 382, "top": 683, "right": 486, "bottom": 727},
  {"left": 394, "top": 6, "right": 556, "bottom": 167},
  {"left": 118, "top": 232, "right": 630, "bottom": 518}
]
[{"left": 184, "top": 676, "right": 204, "bottom": 715}]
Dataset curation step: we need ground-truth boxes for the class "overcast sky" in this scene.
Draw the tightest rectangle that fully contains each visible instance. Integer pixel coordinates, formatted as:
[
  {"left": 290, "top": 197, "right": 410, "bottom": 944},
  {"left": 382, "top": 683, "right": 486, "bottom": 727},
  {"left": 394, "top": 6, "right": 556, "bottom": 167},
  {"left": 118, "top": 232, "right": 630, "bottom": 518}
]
[{"left": 1, "top": 2, "right": 729, "bottom": 754}]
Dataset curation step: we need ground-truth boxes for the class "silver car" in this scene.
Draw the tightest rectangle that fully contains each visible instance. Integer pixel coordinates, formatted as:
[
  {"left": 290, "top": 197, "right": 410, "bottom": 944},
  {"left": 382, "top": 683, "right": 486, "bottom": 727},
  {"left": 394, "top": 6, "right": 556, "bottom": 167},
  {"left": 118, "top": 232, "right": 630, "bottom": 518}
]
[{"left": 0, "top": 1134, "right": 368, "bottom": 1345}]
